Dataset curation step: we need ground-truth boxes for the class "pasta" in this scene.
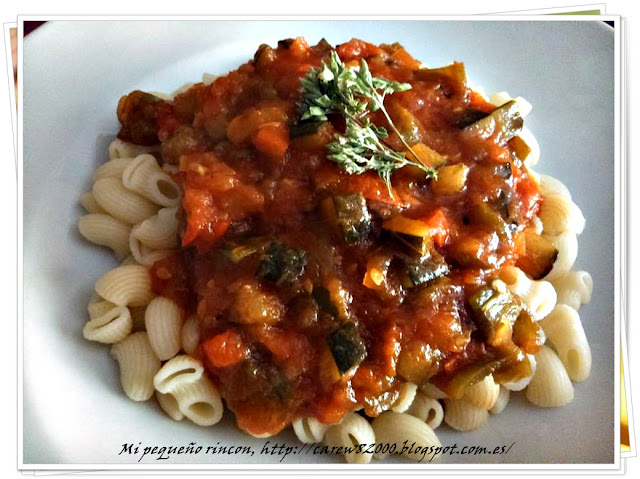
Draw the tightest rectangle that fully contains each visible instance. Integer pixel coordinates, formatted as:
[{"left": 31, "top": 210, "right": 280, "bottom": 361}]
[
  {"left": 371, "top": 411, "right": 441, "bottom": 462},
  {"left": 391, "top": 382, "right": 418, "bottom": 413},
  {"left": 108, "top": 138, "right": 158, "bottom": 160},
  {"left": 544, "top": 232, "right": 579, "bottom": 281},
  {"left": 94, "top": 264, "right": 155, "bottom": 307},
  {"left": 525, "top": 345, "right": 574, "bottom": 407},
  {"left": 156, "top": 391, "right": 184, "bottom": 421},
  {"left": 462, "top": 375, "right": 499, "bottom": 410},
  {"left": 144, "top": 296, "right": 183, "bottom": 361},
  {"left": 78, "top": 213, "right": 131, "bottom": 260},
  {"left": 324, "top": 412, "right": 375, "bottom": 464},
  {"left": 180, "top": 315, "right": 201, "bottom": 355},
  {"left": 405, "top": 392, "right": 444, "bottom": 430},
  {"left": 93, "top": 177, "right": 159, "bottom": 225},
  {"left": 489, "top": 387, "right": 510, "bottom": 415},
  {"left": 121, "top": 154, "right": 182, "bottom": 207},
  {"left": 78, "top": 37, "right": 594, "bottom": 464},
  {"left": 550, "top": 270, "right": 593, "bottom": 311},
  {"left": 443, "top": 399, "right": 489, "bottom": 432},
  {"left": 172, "top": 375, "right": 224, "bottom": 426},
  {"left": 153, "top": 355, "right": 204, "bottom": 394},
  {"left": 110, "top": 331, "right": 162, "bottom": 401},
  {"left": 80, "top": 191, "right": 107, "bottom": 214},
  {"left": 497, "top": 266, "right": 557, "bottom": 320},
  {"left": 539, "top": 305, "right": 592, "bottom": 382},
  {"left": 292, "top": 416, "right": 329, "bottom": 444},
  {"left": 83, "top": 302, "right": 132, "bottom": 344}
]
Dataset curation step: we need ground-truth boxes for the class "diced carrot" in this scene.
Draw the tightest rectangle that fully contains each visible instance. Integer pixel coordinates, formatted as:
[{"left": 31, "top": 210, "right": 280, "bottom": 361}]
[
  {"left": 424, "top": 208, "right": 451, "bottom": 247},
  {"left": 202, "top": 329, "right": 249, "bottom": 368},
  {"left": 252, "top": 122, "right": 290, "bottom": 160}
]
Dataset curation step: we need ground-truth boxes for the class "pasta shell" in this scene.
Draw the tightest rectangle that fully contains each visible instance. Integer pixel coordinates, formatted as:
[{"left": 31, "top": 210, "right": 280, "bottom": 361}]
[
  {"left": 324, "top": 412, "right": 375, "bottom": 464},
  {"left": 173, "top": 375, "right": 223, "bottom": 426},
  {"left": 489, "top": 387, "right": 510, "bottom": 414},
  {"left": 78, "top": 213, "right": 131, "bottom": 260},
  {"left": 406, "top": 392, "right": 444, "bottom": 430},
  {"left": 539, "top": 305, "right": 591, "bottom": 382},
  {"left": 525, "top": 345, "right": 574, "bottom": 407},
  {"left": 292, "top": 417, "right": 329, "bottom": 444},
  {"left": 145, "top": 296, "right": 183, "bottom": 361},
  {"left": 371, "top": 411, "right": 441, "bottom": 462},
  {"left": 392, "top": 382, "right": 418, "bottom": 413},
  {"left": 154, "top": 355, "right": 204, "bottom": 394},
  {"left": 83, "top": 304, "right": 132, "bottom": 344},
  {"left": 94, "top": 264, "right": 155, "bottom": 307},
  {"left": 463, "top": 375, "right": 499, "bottom": 410},
  {"left": 110, "top": 332, "right": 161, "bottom": 401},
  {"left": 443, "top": 398, "right": 489, "bottom": 432}
]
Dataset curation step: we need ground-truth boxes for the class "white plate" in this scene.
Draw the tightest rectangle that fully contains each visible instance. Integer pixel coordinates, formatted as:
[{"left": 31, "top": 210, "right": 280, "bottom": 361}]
[{"left": 22, "top": 19, "right": 616, "bottom": 466}]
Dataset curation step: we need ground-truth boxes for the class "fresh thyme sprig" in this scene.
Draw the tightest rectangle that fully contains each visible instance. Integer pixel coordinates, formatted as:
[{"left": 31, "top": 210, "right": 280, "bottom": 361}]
[{"left": 298, "top": 50, "right": 437, "bottom": 195}]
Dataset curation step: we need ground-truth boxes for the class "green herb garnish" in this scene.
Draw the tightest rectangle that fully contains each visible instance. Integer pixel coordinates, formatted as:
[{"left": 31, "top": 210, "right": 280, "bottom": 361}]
[{"left": 298, "top": 50, "right": 437, "bottom": 195}]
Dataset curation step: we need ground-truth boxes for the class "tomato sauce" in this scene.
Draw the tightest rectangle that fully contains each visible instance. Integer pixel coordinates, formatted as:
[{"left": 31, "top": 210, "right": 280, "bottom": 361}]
[{"left": 119, "top": 37, "right": 542, "bottom": 437}]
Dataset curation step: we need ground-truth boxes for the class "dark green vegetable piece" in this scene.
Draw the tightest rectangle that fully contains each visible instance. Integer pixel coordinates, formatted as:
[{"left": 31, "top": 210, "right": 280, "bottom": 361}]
[
  {"left": 400, "top": 249, "right": 450, "bottom": 288},
  {"left": 257, "top": 241, "right": 307, "bottom": 286},
  {"left": 327, "top": 322, "right": 367, "bottom": 375},
  {"left": 469, "top": 284, "right": 522, "bottom": 348},
  {"left": 470, "top": 202, "right": 512, "bottom": 240},
  {"left": 464, "top": 100, "right": 523, "bottom": 143},
  {"left": 333, "top": 193, "right": 373, "bottom": 243},
  {"left": 453, "top": 109, "right": 489, "bottom": 128},
  {"left": 312, "top": 286, "right": 340, "bottom": 318}
]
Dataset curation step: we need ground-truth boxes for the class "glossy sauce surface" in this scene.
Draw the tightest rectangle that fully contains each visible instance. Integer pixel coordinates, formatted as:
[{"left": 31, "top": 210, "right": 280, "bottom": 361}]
[{"left": 121, "top": 37, "right": 541, "bottom": 437}]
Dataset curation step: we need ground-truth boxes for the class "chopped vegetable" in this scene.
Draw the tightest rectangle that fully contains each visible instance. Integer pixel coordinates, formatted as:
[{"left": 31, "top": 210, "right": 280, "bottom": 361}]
[
  {"left": 514, "top": 229, "right": 559, "bottom": 279},
  {"left": 202, "top": 329, "right": 250, "bottom": 368},
  {"left": 400, "top": 249, "right": 450, "bottom": 288},
  {"left": 508, "top": 136, "right": 531, "bottom": 162},
  {"left": 512, "top": 310, "right": 545, "bottom": 354},
  {"left": 464, "top": 100, "right": 523, "bottom": 143},
  {"left": 333, "top": 193, "right": 373, "bottom": 243},
  {"left": 327, "top": 322, "right": 367, "bottom": 375},
  {"left": 430, "top": 163, "right": 469, "bottom": 195},
  {"left": 405, "top": 142, "right": 447, "bottom": 169},
  {"left": 257, "top": 241, "right": 308, "bottom": 286},
  {"left": 468, "top": 284, "right": 521, "bottom": 348},
  {"left": 453, "top": 109, "right": 489, "bottom": 128},
  {"left": 414, "top": 62, "right": 468, "bottom": 98}
]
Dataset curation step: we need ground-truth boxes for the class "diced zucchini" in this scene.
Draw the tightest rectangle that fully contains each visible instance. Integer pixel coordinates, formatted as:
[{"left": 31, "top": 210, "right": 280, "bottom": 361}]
[
  {"left": 432, "top": 344, "right": 529, "bottom": 399},
  {"left": 257, "top": 241, "right": 307, "bottom": 286},
  {"left": 406, "top": 143, "right": 447, "bottom": 169},
  {"left": 469, "top": 202, "right": 511, "bottom": 240},
  {"left": 454, "top": 109, "right": 489, "bottom": 128},
  {"left": 327, "top": 322, "right": 367, "bottom": 375},
  {"left": 312, "top": 277, "right": 352, "bottom": 320},
  {"left": 415, "top": 62, "right": 467, "bottom": 98},
  {"left": 511, "top": 309, "right": 545, "bottom": 355},
  {"left": 515, "top": 229, "right": 559, "bottom": 280},
  {"left": 388, "top": 103, "right": 425, "bottom": 145},
  {"left": 333, "top": 194, "right": 373, "bottom": 243},
  {"left": 468, "top": 285, "right": 521, "bottom": 348},
  {"left": 400, "top": 249, "right": 450, "bottom": 288},
  {"left": 397, "top": 341, "right": 442, "bottom": 384},
  {"left": 464, "top": 100, "right": 523, "bottom": 143},
  {"left": 430, "top": 163, "right": 469, "bottom": 196}
]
